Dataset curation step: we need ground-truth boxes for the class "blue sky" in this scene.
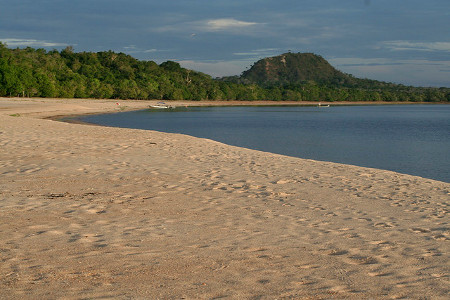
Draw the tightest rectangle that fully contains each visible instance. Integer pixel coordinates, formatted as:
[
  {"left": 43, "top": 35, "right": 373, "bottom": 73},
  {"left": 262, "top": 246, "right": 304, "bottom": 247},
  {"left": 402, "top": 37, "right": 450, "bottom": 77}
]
[{"left": 1, "top": 0, "right": 449, "bottom": 87}]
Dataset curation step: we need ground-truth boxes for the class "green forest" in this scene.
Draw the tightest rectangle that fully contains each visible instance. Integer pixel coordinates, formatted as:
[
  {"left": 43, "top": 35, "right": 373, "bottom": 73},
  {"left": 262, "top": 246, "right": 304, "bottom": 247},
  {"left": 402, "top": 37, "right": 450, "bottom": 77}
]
[{"left": 0, "top": 43, "right": 449, "bottom": 102}]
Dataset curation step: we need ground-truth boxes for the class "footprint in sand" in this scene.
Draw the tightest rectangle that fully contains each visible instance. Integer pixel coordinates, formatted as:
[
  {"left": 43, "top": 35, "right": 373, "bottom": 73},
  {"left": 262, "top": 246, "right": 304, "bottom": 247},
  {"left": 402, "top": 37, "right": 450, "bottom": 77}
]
[
  {"left": 368, "top": 271, "right": 394, "bottom": 277},
  {"left": 346, "top": 254, "right": 379, "bottom": 265},
  {"left": 328, "top": 249, "right": 349, "bottom": 256},
  {"left": 411, "top": 227, "right": 431, "bottom": 233},
  {"left": 374, "top": 222, "right": 395, "bottom": 228}
]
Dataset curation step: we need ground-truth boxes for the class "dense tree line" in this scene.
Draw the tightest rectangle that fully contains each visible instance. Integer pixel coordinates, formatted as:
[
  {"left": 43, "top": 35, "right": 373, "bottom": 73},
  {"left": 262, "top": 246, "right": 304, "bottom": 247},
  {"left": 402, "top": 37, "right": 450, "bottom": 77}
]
[
  {"left": 0, "top": 44, "right": 231, "bottom": 100},
  {"left": 0, "top": 43, "right": 448, "bottom": 102}
]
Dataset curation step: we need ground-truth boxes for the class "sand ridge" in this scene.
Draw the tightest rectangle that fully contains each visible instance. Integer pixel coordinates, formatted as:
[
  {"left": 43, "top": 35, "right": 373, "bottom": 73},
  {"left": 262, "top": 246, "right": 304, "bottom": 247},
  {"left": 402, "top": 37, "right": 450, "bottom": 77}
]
[{"left": 0, "top": 98, "right": 449, "bottom": 299}]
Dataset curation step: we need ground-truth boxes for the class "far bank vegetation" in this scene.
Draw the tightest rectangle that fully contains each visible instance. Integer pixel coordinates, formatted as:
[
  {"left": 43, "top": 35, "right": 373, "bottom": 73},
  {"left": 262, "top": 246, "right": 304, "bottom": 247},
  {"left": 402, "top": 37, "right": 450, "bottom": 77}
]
[{"left": 0, "top": 43, "right": 448, "bottom": 102}]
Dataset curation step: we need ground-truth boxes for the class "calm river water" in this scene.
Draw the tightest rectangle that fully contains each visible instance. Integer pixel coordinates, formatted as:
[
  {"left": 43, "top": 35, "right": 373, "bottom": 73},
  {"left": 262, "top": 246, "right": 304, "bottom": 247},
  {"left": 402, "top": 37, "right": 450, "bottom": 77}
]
[{"left": 79, "top": 104, "right": 450, "bottom": 183}]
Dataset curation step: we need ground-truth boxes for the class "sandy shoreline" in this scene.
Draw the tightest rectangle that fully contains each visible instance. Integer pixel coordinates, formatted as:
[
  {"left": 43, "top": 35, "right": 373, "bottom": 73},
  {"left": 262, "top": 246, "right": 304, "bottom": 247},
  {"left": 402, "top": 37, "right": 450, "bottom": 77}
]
[{"left": 1, "top": 98, "right": 449, "bottom": 299}]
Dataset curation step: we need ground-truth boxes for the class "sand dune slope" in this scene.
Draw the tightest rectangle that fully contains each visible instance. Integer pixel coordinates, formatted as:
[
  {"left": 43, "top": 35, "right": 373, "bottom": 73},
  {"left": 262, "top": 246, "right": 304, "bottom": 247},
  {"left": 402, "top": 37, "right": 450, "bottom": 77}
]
[{"left": 0, "top": 99, "right": 449, "bottom": 299}]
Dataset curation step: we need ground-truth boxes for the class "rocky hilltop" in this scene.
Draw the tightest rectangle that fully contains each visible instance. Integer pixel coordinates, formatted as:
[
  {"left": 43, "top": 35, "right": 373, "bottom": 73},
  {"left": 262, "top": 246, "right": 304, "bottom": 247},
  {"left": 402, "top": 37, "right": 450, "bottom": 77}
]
[{"left": 239, "top": 52, "right": 351, "bottom": 86}]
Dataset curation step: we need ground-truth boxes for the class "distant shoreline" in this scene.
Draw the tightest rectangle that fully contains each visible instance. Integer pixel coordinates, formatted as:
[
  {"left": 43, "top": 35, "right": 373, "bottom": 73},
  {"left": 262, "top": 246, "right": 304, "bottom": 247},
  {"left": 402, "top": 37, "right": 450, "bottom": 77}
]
[
  {"left": 2, "top": 96, "right": 447, "bottom": 129},
  {"left": 2, "top": 96, "right": 447, "bottom": 119},
  {"left": 56, "top": 99, "right": 450, "bottom": 127}
]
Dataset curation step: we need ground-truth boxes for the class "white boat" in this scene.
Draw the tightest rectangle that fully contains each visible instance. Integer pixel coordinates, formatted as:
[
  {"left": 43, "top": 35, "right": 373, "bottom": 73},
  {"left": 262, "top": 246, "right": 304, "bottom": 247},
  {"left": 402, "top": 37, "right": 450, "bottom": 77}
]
[
  {"left": 318, "top": 103, "right": 330, "bottom": 107},
  {"left": 150, "top": 102, "right": 175, "bottom": 109}
]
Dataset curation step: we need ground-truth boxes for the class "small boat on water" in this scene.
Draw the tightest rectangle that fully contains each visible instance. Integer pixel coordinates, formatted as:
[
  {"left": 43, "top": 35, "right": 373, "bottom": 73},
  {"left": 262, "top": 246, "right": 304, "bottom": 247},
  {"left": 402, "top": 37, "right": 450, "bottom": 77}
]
[
  {"left": 318, "top": 103, "right": 330, "bottom": 107},
  {"left": 150, "top": 101, "right": 175, "bottom": 109}
]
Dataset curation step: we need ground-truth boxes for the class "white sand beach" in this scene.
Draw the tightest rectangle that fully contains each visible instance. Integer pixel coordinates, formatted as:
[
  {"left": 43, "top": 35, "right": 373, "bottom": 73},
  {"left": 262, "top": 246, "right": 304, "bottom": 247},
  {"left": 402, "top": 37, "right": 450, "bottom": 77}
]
[{"left": 0, "top": 98, "right": 449, "bottom": 299}]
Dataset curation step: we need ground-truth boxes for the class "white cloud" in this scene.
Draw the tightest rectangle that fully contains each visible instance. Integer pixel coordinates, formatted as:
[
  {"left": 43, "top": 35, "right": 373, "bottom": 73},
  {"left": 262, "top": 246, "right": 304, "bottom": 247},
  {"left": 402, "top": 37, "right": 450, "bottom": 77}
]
[
  {"left": 381, "top": 41, "right": 450, "bottom": 52},
  {"left": 143, "top": 49, "right": 162, "bottom": 53},
  {"left": 0, "top": 38, "right": 70, "bottom": 48},
  {"left": 204, "top": 18, "right": 259, "bottom": 31},
  {"left": 233, "top": 48, "right": 281, "bottom": 56},
  {"left": 122, "top": 45, "right": 170, "bottom": 55},
  {"left": 153, "top": 18, "right": 261, "bottom": 34}
]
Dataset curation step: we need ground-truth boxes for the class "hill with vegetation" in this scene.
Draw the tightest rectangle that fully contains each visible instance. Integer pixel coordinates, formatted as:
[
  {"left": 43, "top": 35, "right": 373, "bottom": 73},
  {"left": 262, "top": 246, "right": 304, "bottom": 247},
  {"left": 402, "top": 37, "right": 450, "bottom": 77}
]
[
  {"left": 239, "top": 52, "right": 351, "bottom": 86},
  {"left": 222, "top": 52, "right": 450, "bottom": 102},
  {"left": 0, "top": 43, "right": 448, "bottom": 102}
]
